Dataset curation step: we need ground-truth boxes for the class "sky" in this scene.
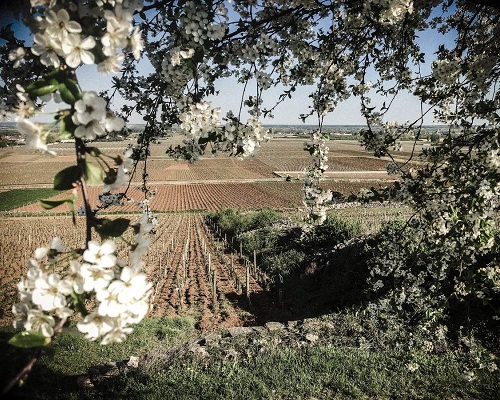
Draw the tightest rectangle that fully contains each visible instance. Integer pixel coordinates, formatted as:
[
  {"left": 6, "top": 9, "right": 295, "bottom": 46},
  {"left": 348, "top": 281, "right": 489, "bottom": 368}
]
[{"left": 1, "top": 3, "right": 457, "bottom": 126}]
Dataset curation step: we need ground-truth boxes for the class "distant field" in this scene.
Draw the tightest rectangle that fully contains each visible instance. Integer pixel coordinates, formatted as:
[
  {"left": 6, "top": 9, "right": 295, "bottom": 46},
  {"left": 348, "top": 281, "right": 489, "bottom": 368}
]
[
  {"left": 7, "top": 180, "right": 396, "bottom": 215},
  {"left": 0, "top": 137, "right": 422, "bottom": 186},
  {"left": 0, "top": 137, "right": 410, "bottom": 213},
  {"left": 0, "top": 188, "right": 61, "bottom": 211}
]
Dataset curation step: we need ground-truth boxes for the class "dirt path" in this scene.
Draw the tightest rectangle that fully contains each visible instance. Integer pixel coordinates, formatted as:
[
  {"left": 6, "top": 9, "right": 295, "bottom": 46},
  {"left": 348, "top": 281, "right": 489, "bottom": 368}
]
[{"left": 0, "top": 170, "right": 394, "bottom": 191}]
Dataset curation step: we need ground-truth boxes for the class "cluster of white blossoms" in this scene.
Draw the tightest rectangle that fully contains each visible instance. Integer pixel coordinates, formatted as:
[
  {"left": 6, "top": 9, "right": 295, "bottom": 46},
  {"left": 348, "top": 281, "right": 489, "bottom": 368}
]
[
  {"left": 100, "top": 1, "right": 144, "bottom": 63},
  {"left": 223, "top": 115, "right": 269, "bottom": 158},
  {"left": 305, "top": 131, "right": 330, "bottom": 172},
  {"left": 170, "top": 47, "right": 195, "bottom": 67},
  {"left": 31, "top": 8, "right": 93, "bottom": 69},
  {"left": 302, "top": 131, "right": 333, "bottom": 224},
  {"left": 179, "top": 1, "right": 227, "bottom": 46},
  {"left": 364, "top": 0, "right": 414, "bottom": 25},
  {"left": 467, "top": 53, "right": 496, "bottom": 90},
  {"left": 6, "top": 2, "right": 149, "bottom": 348},
  {"left": 13, "top": 233, "right": 152, "bottom": 344},
  {"left": 29, "top": 0, "right": 143, "bottom": 72},
  {"left": 432, "top": 58, "right": 462, "bottom": 85},
  {"left": 178, "top": 101, "right": 221, "bottom": 139},
  {"left": 158, "top": 1, "right": 227, "bottom": 99},
  {"left": 72, "top": 91, "right": 124, "bottom": 140},
  {"left": 302, "top": 169, "right": 334, "bottom": 224},
  {"left": 174, "top": 103, "right": 269, "bottom": 159}
]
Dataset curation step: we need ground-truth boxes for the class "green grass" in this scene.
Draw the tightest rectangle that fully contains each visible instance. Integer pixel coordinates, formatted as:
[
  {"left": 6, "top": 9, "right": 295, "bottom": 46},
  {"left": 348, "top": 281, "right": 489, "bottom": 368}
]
[
  {"left": 0, "top": 189, "right": 62, "bottom": 211},
  {"left": 1, "top": 312, "right": 498, "bottom": 400},
  {"left": 62, "top": 344, "right": 498, "bottom": 399}
]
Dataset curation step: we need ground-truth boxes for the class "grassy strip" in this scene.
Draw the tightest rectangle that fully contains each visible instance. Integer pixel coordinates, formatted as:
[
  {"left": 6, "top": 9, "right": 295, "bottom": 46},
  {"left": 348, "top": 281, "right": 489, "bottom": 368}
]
[
  {"left": 108, "top": 347, "right": 497, "bottom": 400},
  {"left": 0, "top": 189, "right": 61, "bottom": 211},
  {"left": 11, "top": 344, "right": 496, "bottom": 399},
  {"left": 2, "top": 314, "right": 498, "bottom": 399}
]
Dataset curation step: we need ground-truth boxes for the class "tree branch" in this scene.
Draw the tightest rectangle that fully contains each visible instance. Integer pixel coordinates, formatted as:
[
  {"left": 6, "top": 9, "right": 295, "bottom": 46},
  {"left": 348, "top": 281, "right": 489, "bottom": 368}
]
[{"left": 466, "top": 0, "right": 500, "bottom": 11}]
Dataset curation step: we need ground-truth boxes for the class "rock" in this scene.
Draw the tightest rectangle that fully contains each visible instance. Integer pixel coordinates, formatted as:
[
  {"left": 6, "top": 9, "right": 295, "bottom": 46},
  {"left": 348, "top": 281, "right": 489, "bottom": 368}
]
[
  {"left": 127, "top": 356, "right": 140, "bottom": 368},
  {"left": 305, "top": 333, "right": 319, "bottom": 343},
  {"left": 189, "top": 343, "right": 209, "bottom": 358},
  {"left": 251, "top": 326, "right": 266, "bottom": 333},
  {"left": 265, "top": 321, "right": 285, "bottom": 331},
  {"left": 88, "top": 363, "right": 116, "bottom": 375},
  {"left": 200, "top": 333, "right": 221, "bottom": 345},
  {"left": 76, "top": 375, "right": 94, "bottom": 389},
  {"left": 227, "top": 326, "right": 253, "bottom": 337},
  {"left": 302, "top": 318, "right": 322, "bottom": 332}
]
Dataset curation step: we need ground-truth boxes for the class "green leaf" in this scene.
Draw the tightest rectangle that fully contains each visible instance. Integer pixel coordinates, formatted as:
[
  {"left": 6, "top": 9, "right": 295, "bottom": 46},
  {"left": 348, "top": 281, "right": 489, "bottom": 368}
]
[
  {"left": 60, "top": 114, "right": 77, "bottom": 139},
  {"left": 39, "top": 190, "right": 76, "bottom": 210},
  {"left": 84, "top": 162, "right": 103, "bottom": 185},
  {"left": 198, "top": 136, "right": 211, "bottom": 145},
  {"left": 95, "top": 218, "right": 130, "bottom": 239},
  {"left": 58, "top": 78, "right": 81, "bottom": 105},
  {"left": 54, "top": 166, "right": 79, "bottom": 190},
  {"left": 65, "top": 78, "right": 81, "bottom": 99},
  {"left": 9, "top": 331, "right": 50, "bottom": 348},
  {"left": 26, "top": 80, "right": 58, "bottom": 96},
  {"left": 39, "top": 198, "right": 69, "bottom": 210}
]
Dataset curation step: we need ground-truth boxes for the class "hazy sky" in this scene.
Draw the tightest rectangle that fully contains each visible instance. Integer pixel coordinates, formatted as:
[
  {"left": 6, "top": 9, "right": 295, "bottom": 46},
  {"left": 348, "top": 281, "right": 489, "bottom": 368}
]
[{"left": 2, "top": 4, "right": 456, "bottom": 126}]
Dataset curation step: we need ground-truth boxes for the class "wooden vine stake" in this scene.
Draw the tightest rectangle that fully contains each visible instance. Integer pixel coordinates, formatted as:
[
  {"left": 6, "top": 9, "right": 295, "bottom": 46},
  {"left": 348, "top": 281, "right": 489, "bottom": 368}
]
[
  {"left": 253, "top": 250, "right": 257, "bottom": 275},
  {"left": 212, "top": 269, "right": 218, "bottom": 310},
  {"left": 246, "top": 264, "right": 251, "bottom": 304},
  {"left": 182, "top": 254, "right": 186, "bottom": 282}
]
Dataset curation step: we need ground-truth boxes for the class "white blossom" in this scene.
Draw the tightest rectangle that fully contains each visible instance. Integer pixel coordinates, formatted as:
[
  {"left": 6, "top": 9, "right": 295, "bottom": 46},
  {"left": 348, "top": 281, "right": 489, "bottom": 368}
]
[
  {"left": 77, "top": 312, "right": 114, "bottom": 341},
  {"left": 97, "top": 53, "right": 124, "bottom": 74},
  {"left": 32, "top": 273, "right": 73, "bottom": 312},
  {"left": 61, "top": 34, "right": 96, "bottom": 68},
  {"left": 31, "top": 33, "right": 61, "bottom": 68},
  {"left": 129, "top": 27, "right": 143, "bottom": 60},
  {"left": 45, "top": 9, "right": 82, "bottom": 42},
  {"left": 83, "top": 240, "right": 117, "bottom": 268},
  {"left": 100, "top": 323, "right": 133, "bottom": 344},
  {"left": 24, "top": 309, "right": 55, "bottom": 337},
  {"left": 74, "top": 120, "right": 106, "bottom": 140},
  {"left": 9, "top": 47, "right": 26, "bottom": 68},
  {"left": 80, "top": 263, "right": 114, "bottom": 293},
  {"left": 16, "top": 119, "right": 50, "bottom": 153}
]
